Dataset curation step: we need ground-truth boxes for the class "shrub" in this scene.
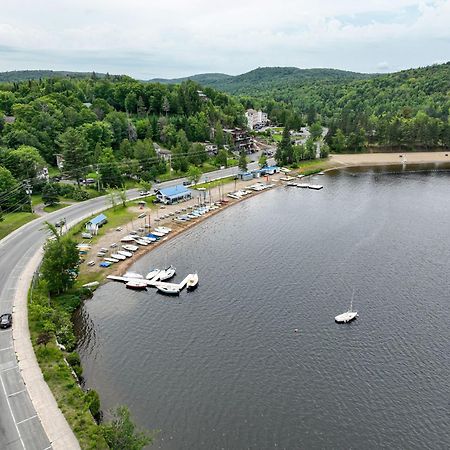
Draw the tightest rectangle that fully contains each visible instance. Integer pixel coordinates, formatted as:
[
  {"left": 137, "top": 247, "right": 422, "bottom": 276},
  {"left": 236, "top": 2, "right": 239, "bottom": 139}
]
[{"left": 85, "top": 390, "right": 101, "bottom": 422}]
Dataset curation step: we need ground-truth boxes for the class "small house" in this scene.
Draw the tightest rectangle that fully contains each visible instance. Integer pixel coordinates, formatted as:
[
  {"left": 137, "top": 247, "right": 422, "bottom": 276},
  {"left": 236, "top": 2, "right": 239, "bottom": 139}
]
[{"left": 85, "top": 214, "right": 107, "bottom": 234}]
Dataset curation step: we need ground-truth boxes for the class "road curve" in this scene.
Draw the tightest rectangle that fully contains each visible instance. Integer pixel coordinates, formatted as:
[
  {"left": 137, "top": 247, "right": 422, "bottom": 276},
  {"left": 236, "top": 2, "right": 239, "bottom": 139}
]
[{"left": 0, "top": 160, "right": 272, "bottom": 449}]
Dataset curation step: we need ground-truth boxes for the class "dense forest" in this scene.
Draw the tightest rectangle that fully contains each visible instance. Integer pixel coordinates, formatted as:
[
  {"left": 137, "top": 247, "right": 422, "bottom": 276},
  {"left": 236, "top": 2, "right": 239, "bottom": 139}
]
[
  {"left": 0, "top": 75, "right": 247, "bottom": 213},
  {"left": 159, "top": 63, "right": 450, "bottom": 151}
]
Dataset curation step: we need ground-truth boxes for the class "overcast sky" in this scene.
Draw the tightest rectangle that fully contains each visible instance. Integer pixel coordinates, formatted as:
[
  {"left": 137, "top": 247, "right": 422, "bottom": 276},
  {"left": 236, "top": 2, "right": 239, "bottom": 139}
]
[{"left": 0, "top": 0, "right": 449, "bottom": 79}]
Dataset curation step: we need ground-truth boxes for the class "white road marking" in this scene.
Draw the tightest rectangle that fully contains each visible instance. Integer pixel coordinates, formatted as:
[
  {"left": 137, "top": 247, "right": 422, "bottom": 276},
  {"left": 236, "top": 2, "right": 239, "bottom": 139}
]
[
  {"left": 0, "top": 365, "right": 19, "bottom": 373},
  {"left": 16, "top": 414, "right": 38, "bottom": 426},
  {"left": 8, "top": 388, "right": 26, "bottom": 397},
  {"left": 0, "top": 346, "right": 13, "bottom": 351},
  {"left": 0, "top": 373, "right": 25, "bottom": 449}
]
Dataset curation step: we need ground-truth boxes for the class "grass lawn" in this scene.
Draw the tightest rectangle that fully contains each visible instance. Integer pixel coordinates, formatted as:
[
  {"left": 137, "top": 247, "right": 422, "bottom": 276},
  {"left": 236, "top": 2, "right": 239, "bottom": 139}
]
[
  {"left": 43, "top": 203, "right": 70, "bottom": 213},
  {"left": 0, "top": 212, "right": 38, "bottom": 240},
  {"left": 31, "top": 194, "right": 43, "bottom": 207},
  {"left": 195, "top": 176, "right": 235, "bottom": 190}
]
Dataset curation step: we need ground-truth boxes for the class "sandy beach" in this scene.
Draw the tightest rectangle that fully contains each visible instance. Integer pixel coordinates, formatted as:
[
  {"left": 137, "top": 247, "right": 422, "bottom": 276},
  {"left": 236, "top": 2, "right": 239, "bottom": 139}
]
[{"left": 329, "top": 151, "right": 450, "bottom": 167}]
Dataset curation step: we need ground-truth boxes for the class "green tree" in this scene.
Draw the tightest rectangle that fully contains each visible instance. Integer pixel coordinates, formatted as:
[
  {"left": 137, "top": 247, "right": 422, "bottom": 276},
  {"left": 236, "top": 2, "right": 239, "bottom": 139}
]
[
  {"left": 331, "top": 129, "right": 346, "bottom": 153},
  {"left": 187, "top": 165, "right": 202, "bottom": 185},
  {"left": 214, "top": 121, "right": 225, "bottom": 148},
  {"left": 40, "top": 222, "right": 79, "bottom": 294},
  {"left": 309, "top": 122, "right": 323, "bottom": 141},
  {"left": 101, "top": 405, "right": 153, "bottom": 450},
  {"left": 41, "top": 183, "right": 59, "bottom": 206},
  {"left": 276, "top": 127, "right": 293, "bottom": 165},
  {"left": 7, "top": 145, "right": 45, "bottom": 180},
  {"left": 238, "top": 150, "right": 248, "bottom": 172},
  {"left": 258, "top": 154, "right": 268, "bottom": 168},
  {"left": 188, "top": 143, "right": 207, "bottom": 166},
  {"left": 216, "top": 149, "right": 228, "bottom": 168},
  {"left": 58, "top": 128, "right": 90, "bottom": 187},
  {"left": 98, "top": 148, "right": 122, "bottom": 188}
]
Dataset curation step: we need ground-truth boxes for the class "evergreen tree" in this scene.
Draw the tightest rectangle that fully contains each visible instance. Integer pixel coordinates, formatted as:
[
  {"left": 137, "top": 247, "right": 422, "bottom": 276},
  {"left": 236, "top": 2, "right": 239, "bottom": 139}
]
[
  {"left": 41, "top": 183, "right": 59, "bottom": 206},
  {"left": 58, "top": 128, "right": 90, "bottom": 187}
]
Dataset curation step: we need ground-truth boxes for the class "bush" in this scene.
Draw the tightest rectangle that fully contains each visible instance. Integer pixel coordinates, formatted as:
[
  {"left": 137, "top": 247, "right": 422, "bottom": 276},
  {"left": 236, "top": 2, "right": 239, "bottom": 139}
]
[
  {"left": 66, "top": 351, "right": 81, "bottom": 367},
  {"left": 85, "top": 390, "right": 101, "bottom": 422},
  {"left": 71, "top": 188, "right": 90, "bottom": 201}
]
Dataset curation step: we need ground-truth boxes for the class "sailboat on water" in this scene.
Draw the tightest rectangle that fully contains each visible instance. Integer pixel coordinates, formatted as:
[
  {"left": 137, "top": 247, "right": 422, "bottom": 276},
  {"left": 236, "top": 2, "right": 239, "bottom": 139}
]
[{"left": 335, "top": 290, "right": 358, "bottom": 323}]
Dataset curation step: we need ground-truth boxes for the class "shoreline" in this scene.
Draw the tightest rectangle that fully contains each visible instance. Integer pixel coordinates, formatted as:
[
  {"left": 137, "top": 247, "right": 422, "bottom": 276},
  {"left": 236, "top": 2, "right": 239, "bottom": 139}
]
[{"left": 79, "top": 151, "right": 450, "bottom": 284}]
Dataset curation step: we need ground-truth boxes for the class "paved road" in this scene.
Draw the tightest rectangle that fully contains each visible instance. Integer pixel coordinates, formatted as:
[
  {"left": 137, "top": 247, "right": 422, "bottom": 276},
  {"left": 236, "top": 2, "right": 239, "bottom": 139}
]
[{"left": 0, "top": 160, "right": 276, "bottom": 449}]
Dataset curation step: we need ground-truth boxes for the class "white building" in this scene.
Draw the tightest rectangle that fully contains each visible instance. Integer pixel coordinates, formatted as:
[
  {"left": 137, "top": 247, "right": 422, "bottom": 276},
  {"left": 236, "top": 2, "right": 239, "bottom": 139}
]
[{"left": 245, "top": 109, "right": 268, "bottom": 130}]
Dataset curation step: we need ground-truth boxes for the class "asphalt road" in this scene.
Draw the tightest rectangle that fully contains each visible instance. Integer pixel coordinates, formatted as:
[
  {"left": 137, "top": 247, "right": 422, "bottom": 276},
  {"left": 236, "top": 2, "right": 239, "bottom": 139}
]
[{"left": 0, "top": 159, "right": 274, "bottom": 449}]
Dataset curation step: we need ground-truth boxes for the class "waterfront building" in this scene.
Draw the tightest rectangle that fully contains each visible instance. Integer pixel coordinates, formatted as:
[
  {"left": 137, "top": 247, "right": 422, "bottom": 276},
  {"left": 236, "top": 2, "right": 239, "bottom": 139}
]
[{"left": 156, "top": 185, "right": 193, "bottom": 204}]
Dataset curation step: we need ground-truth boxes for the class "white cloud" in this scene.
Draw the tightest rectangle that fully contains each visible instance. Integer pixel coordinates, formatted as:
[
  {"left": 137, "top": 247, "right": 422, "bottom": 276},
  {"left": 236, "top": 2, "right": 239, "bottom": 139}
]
[{"left": 0, "top": 0, "right": 448, "bottom": 77}]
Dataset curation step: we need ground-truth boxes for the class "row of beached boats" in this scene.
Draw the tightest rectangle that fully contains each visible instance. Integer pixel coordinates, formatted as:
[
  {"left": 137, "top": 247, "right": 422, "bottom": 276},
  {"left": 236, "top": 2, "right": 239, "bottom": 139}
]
[
  {"left": 174, "top": 204, "right": 222, "bottom": 223},
  {"left": 81, "top": 226, "right": 174, "bottom": 268}
]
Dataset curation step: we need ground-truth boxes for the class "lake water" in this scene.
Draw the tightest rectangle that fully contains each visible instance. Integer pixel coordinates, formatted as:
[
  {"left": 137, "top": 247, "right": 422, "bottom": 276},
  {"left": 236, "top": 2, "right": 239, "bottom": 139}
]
[{"left": 75, "top": 164, "right": 450, "bottom": 449}]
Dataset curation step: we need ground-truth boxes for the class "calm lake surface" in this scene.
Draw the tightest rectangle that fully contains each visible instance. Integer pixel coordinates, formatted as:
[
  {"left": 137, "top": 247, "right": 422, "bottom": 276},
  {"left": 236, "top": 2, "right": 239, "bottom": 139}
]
[{"left": 75, "top": 164, "right": 450, "bottom": 449}]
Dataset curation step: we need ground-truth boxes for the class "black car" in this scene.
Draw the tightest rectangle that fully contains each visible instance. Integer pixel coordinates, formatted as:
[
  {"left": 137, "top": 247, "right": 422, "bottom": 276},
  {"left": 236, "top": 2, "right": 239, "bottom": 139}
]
[
  {"left": 55, "top": 218, "right": 66, "bottom": 227},
  {"left": 0, "top": 313, "right": 12, "bottom": 329},
  {"left": 182, "top": 180, "right": 192, "bottom": 186}
]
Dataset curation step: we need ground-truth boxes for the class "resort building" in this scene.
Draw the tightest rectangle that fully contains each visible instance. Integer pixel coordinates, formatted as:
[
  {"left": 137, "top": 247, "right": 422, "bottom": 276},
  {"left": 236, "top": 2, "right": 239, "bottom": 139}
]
[
  {"left": 245, "top": 109, "right": 268, "bottom": 130},
  {"left": 156, "top": 185, "right": 193, "bottom": 205},
  {"left": 223, "top": 128, "right": 254, "bottom": 153}
]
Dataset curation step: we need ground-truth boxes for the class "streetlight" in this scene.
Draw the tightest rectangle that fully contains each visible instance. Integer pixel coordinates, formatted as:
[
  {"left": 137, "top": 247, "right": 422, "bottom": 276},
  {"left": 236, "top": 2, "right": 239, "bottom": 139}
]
[{"left": 24, "top": 184, "right": 33, "bottom": 213}]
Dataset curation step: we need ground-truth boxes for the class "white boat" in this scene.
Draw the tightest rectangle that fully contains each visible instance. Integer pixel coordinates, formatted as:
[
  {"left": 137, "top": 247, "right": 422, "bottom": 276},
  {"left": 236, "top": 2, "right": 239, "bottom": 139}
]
[
  {"left": 124, "top": 271, "right": 144, "bottom": 279},
  {"left": 111, "top": 253, "right": 126, "bottom": 260},
  {"left": 121, "top": 235, "right": 136, "bottom": 242},
  {"left": 126, "top": 279, "right": 148, "bottom": 290},
  {"left": 134, "top": 239, "right": 149, "bottom": 246},
  {"left": 117, "top": 250, "right": 133, "bottom": 258},
  {"left": 158, "top": 265, "right": 176, "bottom": 281},
  {"left": 146, "top": 269, "right": 161, "bottom": 280},
  {"left": 186, "top": 273, "right": 199, "bottom": 291},
  {"left": 123, "top": 244, "right": 139, "bottom": 252},
  {"left": 82, "top": 281, "right": 100, "bottom": 289},
  {"left": 157, "top": 226, "right": 172, "bottom": 233},
  {"left": 308, "top": 184, "right": 323, "bottom": 190},
  {"left": 104, "top": 257, "right": 119, "bottom": 263},
  {"left": 335, "top": 292, "right": 358, "bottom": 323},
  {"left": 154, "top": 227, "right": 170, "bottom": 235},
  {"left": 151, "top": 231, "right": 165, "bottom": 237},
  {"left": 157, "top": 284, "right": 180, "bottom": 295}
]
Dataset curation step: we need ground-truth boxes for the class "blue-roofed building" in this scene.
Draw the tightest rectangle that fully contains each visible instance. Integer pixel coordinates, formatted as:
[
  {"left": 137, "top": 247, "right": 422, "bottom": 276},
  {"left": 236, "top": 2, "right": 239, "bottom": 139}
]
[
  {"left": 156, "top": 185, "right": 192, "bottom": 205},
  {"left": 85, "top": 213, "right": 107, "bottom": 234},
  {"left": 260, "top": 165, "right": 279, "bottom": 175}
]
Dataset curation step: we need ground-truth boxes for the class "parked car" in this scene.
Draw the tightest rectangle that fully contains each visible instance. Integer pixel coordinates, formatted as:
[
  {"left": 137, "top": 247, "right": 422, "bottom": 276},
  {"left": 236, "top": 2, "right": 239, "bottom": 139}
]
[
  {"left": 0, "top": 313, "right": 12, "bottom": 329},
  {"left": 182, "top": 180, "right": 192, "bottom": 186}
]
